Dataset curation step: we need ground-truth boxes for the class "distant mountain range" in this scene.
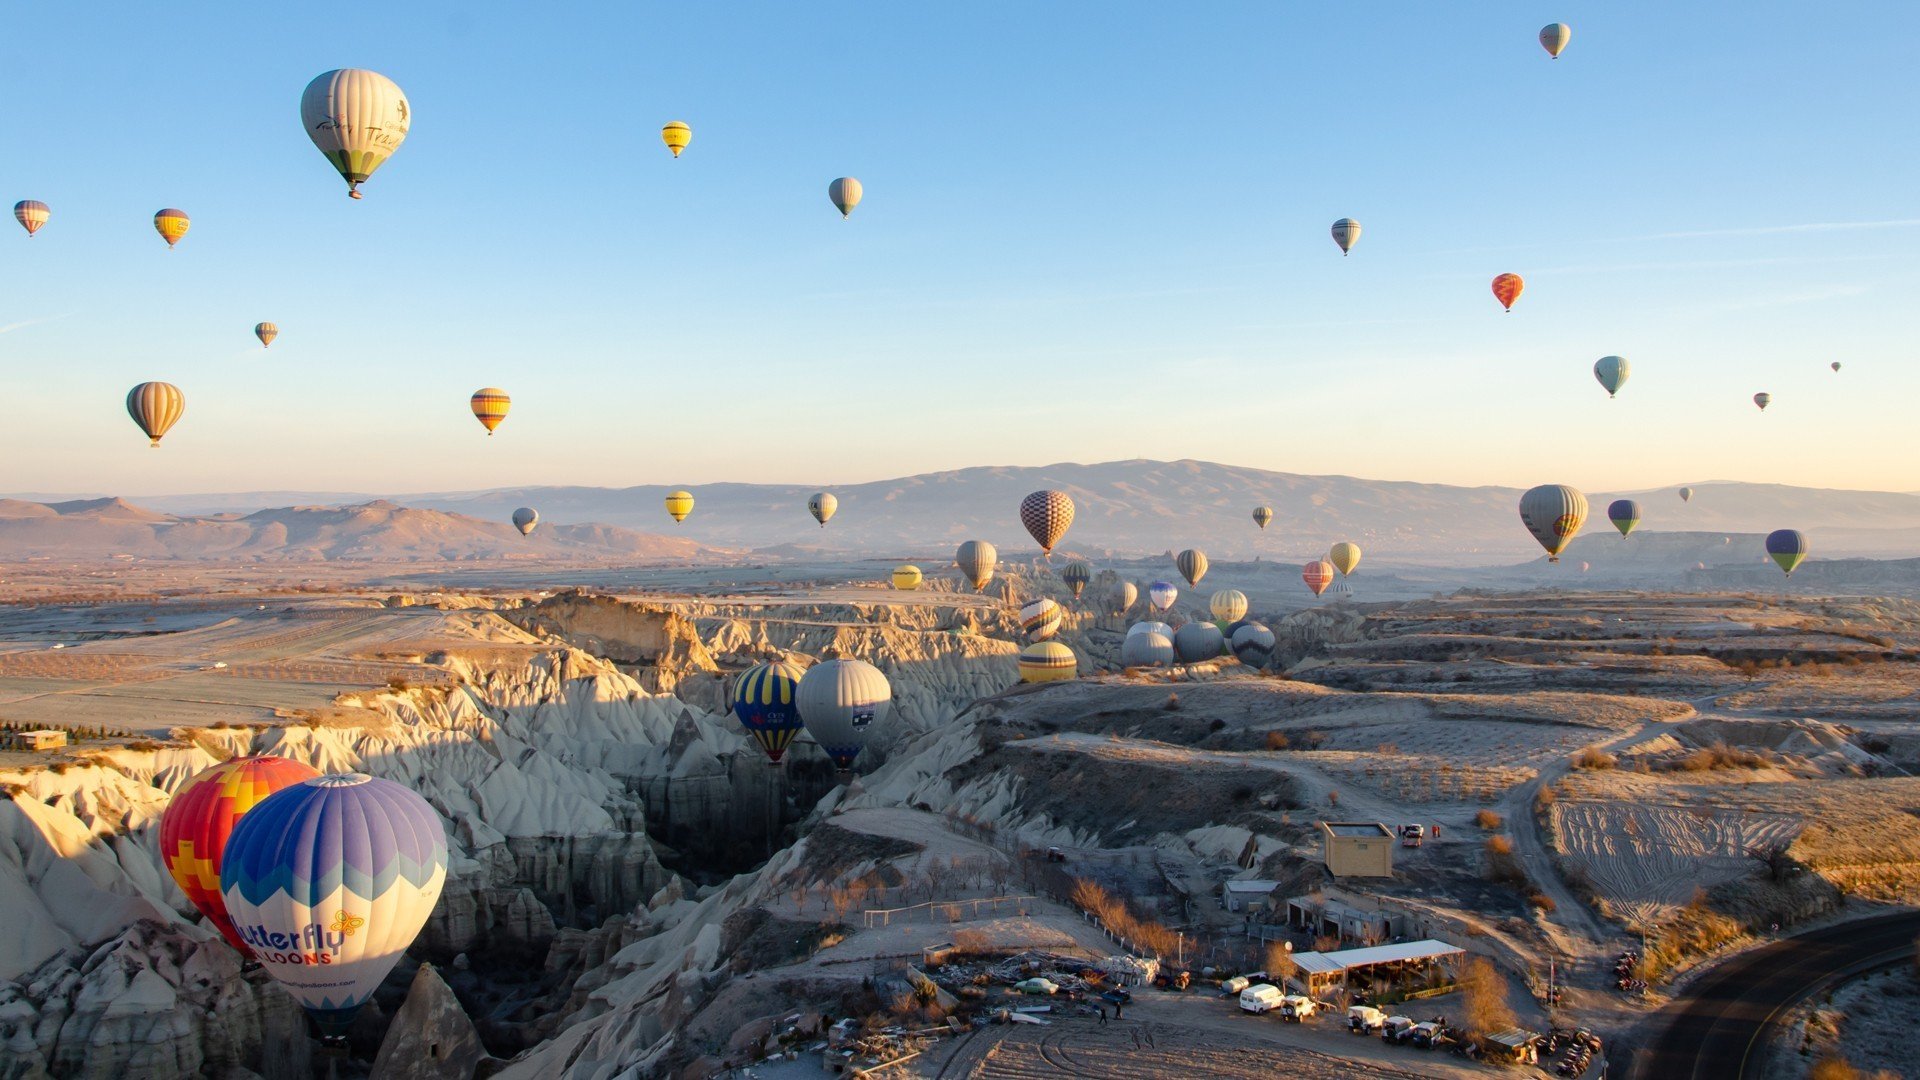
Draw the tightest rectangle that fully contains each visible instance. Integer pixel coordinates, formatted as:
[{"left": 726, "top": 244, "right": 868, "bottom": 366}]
[
  {"left": 10, "top": 460, "right": 1920, "bottom": 564},
  {"left": 0, "top": 498, "right": 723, "bottom": 563}
]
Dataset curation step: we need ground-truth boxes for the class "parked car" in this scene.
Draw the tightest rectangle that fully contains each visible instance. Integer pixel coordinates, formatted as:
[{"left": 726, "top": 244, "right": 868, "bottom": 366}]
[
  {"left": 1411, "top": 1021, "right": 1445, "bottom": 1048},
  {"left": 1382, "top": 1015, "right": 1417, "bottom": 1043},
  {"left": 1238, "top": 984, "right": 1286, "bottom": 1014},
  {"left": 1280, "top": 995, "right": 1319, "bottom": 1021},
  {"left": 1347, "top": 1005, "right": 1386, "bottom": 1034}
]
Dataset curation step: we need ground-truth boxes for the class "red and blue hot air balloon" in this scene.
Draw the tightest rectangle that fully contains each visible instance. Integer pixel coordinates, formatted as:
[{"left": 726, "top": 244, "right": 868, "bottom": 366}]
[
  {"left": 732, "top": 661, "right": 808, "bottom": 764},
  {"left": 160, "top": 755, "right": 321, "bottom": 957},
  {"left": 220, "top": 774, "right": 447, "bottom": 1043}
]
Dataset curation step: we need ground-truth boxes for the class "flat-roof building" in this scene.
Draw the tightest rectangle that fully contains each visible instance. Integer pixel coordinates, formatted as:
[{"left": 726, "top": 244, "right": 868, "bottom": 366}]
[
  {"left": 1288, "top": 939, "right": 1464, "bottom": 995},
  {"left": 1318, "top": 821, "right": 1394, "bottom": 878},
  {"left": 12, "top": 730, "right": 68, "bottom": 752}
]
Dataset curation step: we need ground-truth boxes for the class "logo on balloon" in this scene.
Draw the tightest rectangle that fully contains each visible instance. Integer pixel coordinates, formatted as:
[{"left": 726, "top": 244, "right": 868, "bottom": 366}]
[
  {"left": 331, "top": 910, "right": 366, "bottom": 937},
  {"left": 1553, "top": 514, "right": 1580, "bottom": 537}
]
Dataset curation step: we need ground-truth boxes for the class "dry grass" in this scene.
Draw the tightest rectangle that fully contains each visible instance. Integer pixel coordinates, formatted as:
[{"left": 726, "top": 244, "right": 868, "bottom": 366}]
[
  {"left": 1572, "top": 746, "right": 1618, "bottom": 770},
  {"left": 1474, "top": 808, "right": 1504, "bottom": 830}
]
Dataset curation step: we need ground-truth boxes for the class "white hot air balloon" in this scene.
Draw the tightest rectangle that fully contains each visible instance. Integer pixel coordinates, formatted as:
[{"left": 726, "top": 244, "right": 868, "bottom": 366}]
[
  {"left": 797, "top": 659, "right": 892, "bottom": 770},
  {"left": 1331, "top": 218, "right": 1362, "bottom": 255},
  {"left": 300, "top": 69, "right": 412, "bottom": 199}
]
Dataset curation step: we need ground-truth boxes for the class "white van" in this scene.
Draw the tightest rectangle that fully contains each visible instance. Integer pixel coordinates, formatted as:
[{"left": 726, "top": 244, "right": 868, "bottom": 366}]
[{"left": 1238, "top": 983, "right": 1286, "bottom": 1014}]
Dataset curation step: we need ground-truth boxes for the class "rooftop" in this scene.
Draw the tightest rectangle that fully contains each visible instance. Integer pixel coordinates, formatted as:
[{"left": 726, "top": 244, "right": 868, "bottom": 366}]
[
  {"left": 1320, "top": 822, "right": 1393, "bottom": 839},
  {"left": 1223, "top": 879, "right": 1281, "bottom": 893},
  {"left": 1289, "top": 939, "right": 1464, "bottom": 975}
]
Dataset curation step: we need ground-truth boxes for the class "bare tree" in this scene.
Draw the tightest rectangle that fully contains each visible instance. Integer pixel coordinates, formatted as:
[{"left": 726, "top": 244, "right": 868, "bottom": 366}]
[{"left": 1460, "top": 956, "right": 1517, "bottom": 1043}]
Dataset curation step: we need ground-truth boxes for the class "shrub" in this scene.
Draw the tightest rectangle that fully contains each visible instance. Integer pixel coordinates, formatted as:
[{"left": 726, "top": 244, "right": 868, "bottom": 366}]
[
  {"left": 1572, "top": 746, "right": 1617, "bottom": 770},
  {"left": 1265, "top": 731, "right": 1290, "bottom": 751},
  {"left": 1474, "top": 809, "right": 1503, "bottom": 830}
]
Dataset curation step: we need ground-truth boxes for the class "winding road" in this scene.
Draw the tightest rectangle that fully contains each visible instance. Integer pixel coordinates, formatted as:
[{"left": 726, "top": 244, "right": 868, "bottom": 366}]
[{"left": 1624, "top": 909, "right": 1920, "bottom": 1080}]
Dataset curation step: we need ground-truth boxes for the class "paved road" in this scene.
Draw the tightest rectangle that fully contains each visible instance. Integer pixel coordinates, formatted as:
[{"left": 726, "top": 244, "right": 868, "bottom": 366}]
[{"left": 1625, "top": 909, "right": 1920, "bottom": 1080}]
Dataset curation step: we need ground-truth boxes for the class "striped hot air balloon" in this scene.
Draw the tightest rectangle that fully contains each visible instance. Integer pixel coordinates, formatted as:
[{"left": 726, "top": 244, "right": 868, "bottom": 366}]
[
  {"left": 664, "top": 490, "right": 695, "bottom": 522},
  {"left": 1766, "top": 529, "right": 1809, "bottom": 576},
  {"left": 1019, "top": 490, "right": 1075, "bottom": 558},
  {"left": 1519, "top": 484, "right": 1588, "bottom": 562},
  {"left": 1607, "top": 499, "right": 1640, "bottom": 538},
  {"left": 154, "top": 208, "right": 190, "bottom": 248},
  {"left": 1303, "top": 560, "right": 1336, "bottom": 596},
  {"left": 1231, "top": 622, "right": 1275, "bottom": 667},
  {"left": 470, "top": 388, "right": 510, "bottom": 434},
  {"left": 1252, "top": 506, "right": 1274, "bottom": 530},
  {"left": 300, "top": 69, "right": 411, "bottom": 199},
  {"left": 254, "top": 322, "right": 279, "bottom": 348},
  {"left": 1209, "top": 589, "right": 1248, "bottom": 624},
  {"left": 661, "top": 121, "right": 692, "bottom": 158},
  {"left": 1175, "top": 549, "right": 1208, "bottom": 588},
  {"left": 1754, "top": 392, "right": 1772, "bottom": 412},
  {"left": 956, "top": 541, "right": 997, "bottom": 592},
  {"left": 127, "top": 381, "right": 185, "bottom": 447},
  {"left": 1018, "top": 641, "right": 1077, "bottom": 683},
  {"left": 1110, "top": 581, "right": 1138, "bottom": 615},
  {"left": 797, "top": 659, "right": 892, "bottom": 770},
  {"left": 220, "top": 774, "right": 447, "bottom": 1041},
  {"left": 13, "top": 200, "right": 49, "bottom": 237},
  {"left": 160, "top": 755, "right": 321, "bottom": 957},
  {"left": 808, "top": 492, "right": 837, "bottom": 526},
  {"left": 732, "top": 661, "right": 807, "bottom": 763},
  {"left": 1060, "top": 560, "right": 1091, "bottom": 600},
  {"left": 1328, "top": 542, "right": 1362, "bottom": 577},
  {"left": 828, "top": 177, "right": 863, "bottom": 218},
  {"left": 1492, "top": 273, "right": 1524, "bottom": 312},
  {"left": 890, "top": 565, "right": 923, "bottom": 590},
  {"left": 1020, "top": 598, "right": 1063, "bottom": 642},
  {"left": 1331, "top": 218, "right": 1362, "bottom": 255}
]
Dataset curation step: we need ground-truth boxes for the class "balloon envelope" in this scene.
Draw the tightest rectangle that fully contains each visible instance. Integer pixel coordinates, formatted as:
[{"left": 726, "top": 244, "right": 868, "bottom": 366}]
[
  {"left": 956, "top": 541, "right": 997, "bottom": 591},
  {"left": 732, "top": 661, "right": 807, "bottom": 763},
  {"left": 829, "top": 177, "right": 863, "bottom": 217},
  {"left": 1020, "top": 598, "right": 1063, "bottom": 641},
  {"left": 661, "top": 121, "right": 691, "bottom": 157},
  {"left": 14, "top": 200, "right": 49, "bottom": 236},
  {"left": 1754, "top": 392, "right": 1772, "bottom": 411},
  {"left": 220, "top": 774, "right": 447, "bottom": 1036},
  {"left": 470, "top": 388, "right": 510, "bottom": 434},
  {"left": 1174, "top": 621, "right": 1224, "bottom": 663},
  {"left": 808, "top": 492, "right": 838, "bottom": 526},
  {"left": 1148, "top": 581, "right": 1178, "bottom": 612},
  {"left": 1492, "top": 273, "right": 1524, "bottom": 311},
  {"left": 1607, "top": 499, "right": 1640, "bottom": 537},
  {"left": 664, "top": 490, "right": 695, "bottom": 522},
  {"left": 1252, "top": 506, "right": 1273, "bottom": 529},
  {"left": 254, "top": 322, "right": 279, "bottom": 348},
  {"left": 1231, "top": 622, "right": 1275, "bottom": 667},
  {"left": 1331, "top": 218, "right": 1361, "bottom": 255},
  {"left": 891, "top": 565, "right": 923, "bottom": 590},
  {"left": 154, "top": 208, "right": 190, "bottom": 247},
  {"left": 1061, "top": 560, "right": 1092, "bottom": 599},
  {"left": 1328, "top": 542, "right": 1362, "bottom": 577},
  {"left": 1121, "top": 630, "right": 1175, "bottom": 667},
  {"left": 1593, "top": 355, "right": 1629, "bottom": 398},
  {"left": 1765, "top": 529, "right": 1809, "bottom": 575},
  {"left": 300, "top": 69, "right": 410, "bottom": 198},
  {"left": 1175, "top": 549, "right": 1208, "bottom": 588},
  {"left": 512, "top": 507, "right": 538, "bottom": 536},
  {"left": 1679, "top": 487, "right": 1694, "bottom": 503},
  {"left": 797, "top": 659, "right": 891, "bottom": 769},
  {"left": 1019, "top": 490, "right": 1075, "bottom": 556},
  {"left": 1303, "top": 560, "right": 1335, "bottom": 596},
  {"left": 1209, "top": 589, "right": 1248, "bottom": 624},
  {"left": 1519, "top": 484, "right": 1589, "bottom": 562},
  {"left": 127, "top": 382, "right": 186, "bottom": 446},
  {"left": 1540, "top": 22, "right": 1572, "bottom": 57},
  {"left": 1111, "top": 581, "right": 1139, "bottom": 615},
  {"left": 161, "top": 755, "right": 322, "bottom": 957},
  {"left": 1019, "top": 641, "right": 1077, "bottom": 683}
]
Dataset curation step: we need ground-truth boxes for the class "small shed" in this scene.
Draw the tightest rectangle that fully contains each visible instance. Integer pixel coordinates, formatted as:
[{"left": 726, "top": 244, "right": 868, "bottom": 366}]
[
  {"left": 1222, "top": 879, "right": 1281, "bottom": 913},
  {"left": 15, "top": 730, "right": 68, "bottom": 753},
  {"left": 1318, "top": 821, "right": 1394, "bottom": 878},
  {"left": 1485, "top": 1028, "right": 1543, "bottom": 1064}
]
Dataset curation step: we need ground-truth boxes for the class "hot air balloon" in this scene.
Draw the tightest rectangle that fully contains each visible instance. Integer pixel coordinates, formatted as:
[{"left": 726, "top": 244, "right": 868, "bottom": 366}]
[
  {"left": 1765, "top": 529, "right": 1808, "bottom": 576},
  {"left": 1492, "top": 273, "right": 1524, "bottom": 312},
  {"left": 1020, "top": 598, "right": 1063, "bottom": 642},
  {"left": 664, "top": 491, "right": 695, "bottom": 522},
  {"left": 1331, "top": 218, "right": 1362, "bottom": 255},
  {"left": 220, "top": 774, "right": 447, "bottom": 1042},
  {"left": 1174, "top": 621, "right": 1224, "bottom": 663},
  {"left": 1019, "top": 490, "right": 1075, "bottom": 557},
  {"left": 797, "top": 658, "right": 891, "bottom": 770},
  {"left": 1540, "top": 22, "right": 1572, "bottom": 58},
  {"left": 1303, "top": 560, "right": 1335, "bottom": 596},
  {"left": 1231, "top": 622, "right": 1275, "bottom": 667},
  {"left": 512, "top": 507, "right": 538, "bottom": 536},
  {"left": 1754, "top": 392, "right": 1772, "bottom": 412},
  {"left": 160, "top": 755, "right": 322, "bottom": 958},
  {"left": 1607, "top": 499, "right": 1640, "bottom": 538},
  {"left": 127, "top": 382, "right": 185, "bottom": 447},
  {"left": 254, "top": 322, "right": 279, "bottom": 348},
  {"left": 1148, "top": 581, "right": 1178, "bottom": 612},
  {"left": 661, "top": 121, "right": 691, "bottom": 158},
  {"left": 470, "top": 388, "right": 510, "bottom": 434},
  {"left": 1061, "top": 560, "right": 1092, "bottom": 600},
  {"left": 1832, "top": 362, "right": 1842, "bottom": 373},
  {"left": 891, "top": 565, "right": 923, "bottom": 590},
  {"left": 154, "top": 209, "right": 190, "bottom": 248},
  {"left": 1593, "top": 356, "right": 1629, "bottom": 398},
  {"left": 1018, "top": 641, "right": 1076, "bottom": 683},
  {"left": 1111, "top": 581, "right": 1139, "bottom": 615},
  {"left": 1121, "top": 629, "right": 1175, "bottom": 667},
  {"left": 1210, "top": 589, "right": 1248, "bottom": 624},
  {"left": 1519, "top": 484, "right": 1589, "bottom": 562},
  {"left": 732, "top": 661, "right": 807, "bottom": 763},
  {"left": 13, "top": 200, "right": 49, "bottom": 237},
  {"left": 956, "top": 541, "right": 997, "bottom": 592},
  {"left": 1176, "top": 549, "right": 1209, "bottom": 588},
  {"left": 828, "top": 177, "right": 862, "bottom": 218},
  {"left": 300, "top": 69, "right": 411, "bottom": 199},
  {"left": 1581, "top": 561, "right": 1591, "bottom": 572},
  {"left": 1252, "top": 506, "right": 1273, "bottom": 530},
  {"left": 1127, "top": 620, "right": 1174, "bottom": 640},
  {"left": 1679, "top": 487, "right": 1694, "bottom": 503},
  {"left": 808, "top": 492, "right": 837, "bottom": 527},
  {"left": 1329, "top": 542, "right": 1362, "bottom": 577}
]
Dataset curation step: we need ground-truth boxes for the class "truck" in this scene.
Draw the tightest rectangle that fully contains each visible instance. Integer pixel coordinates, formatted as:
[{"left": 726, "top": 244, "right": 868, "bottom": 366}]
[
  {"left": 1347, "top": 1005, "right": 1386, "bottom": 1034},
  {"left": 1279, "top": 995, "right": 1319, "bottom": 1022},
  {"left": 1401, "top": 823, "right": 1426, "bottom": 848},
  {"left": 1238, "top": 984, "right": 1286, "bottom": 1014}
]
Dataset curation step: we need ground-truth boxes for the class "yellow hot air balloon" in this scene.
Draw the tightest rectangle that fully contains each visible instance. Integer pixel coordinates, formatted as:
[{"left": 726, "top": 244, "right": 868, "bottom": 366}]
[
  {"left": 154, "top": 209, "right": 190, "bottom": 248},
  {"left": 890, "top": 565, "right": 923, "bottom": 590},
  {"left": 300, "top": 69, "right": 411, "bottom": 199},
  {"left": 1018, "top": 641, "right": 1077, "bottom": 684},
  {"left": 14, "top": 200, "right": 49, "bottom": 237},
  {"left": 829, "top": 177, "right": 863, "bottom": 218},
  {"left": 662, "top": 121, "right": 692, "bottom": 157},
  {"left": 664, "top": 490, "right": 695, "bottom": 523},
  {"left": 127, "top": 382, "right": 185, "bottom": 447},
  {"left": 1328, "top": 542, "right": 1362, "bottom": 577},
  {"left": 254, "top": 322, "right": 279, "bottom": 349},
  {"left": 469, "top": 388, "right": 510, "bottom": 434}
]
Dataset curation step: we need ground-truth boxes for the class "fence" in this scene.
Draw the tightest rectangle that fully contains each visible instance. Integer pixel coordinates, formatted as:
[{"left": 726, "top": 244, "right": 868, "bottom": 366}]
[{"left": 861, "top": 895, "right": 1036, "bottom": 928}]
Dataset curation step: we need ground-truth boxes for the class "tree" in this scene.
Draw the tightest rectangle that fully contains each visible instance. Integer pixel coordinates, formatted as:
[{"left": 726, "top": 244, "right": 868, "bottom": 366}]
[
  {"left": 1460, "top": 956, "right": 1517, "bottom": 1042},
  {"left": 1264, "top": 941, "right": 1297, "bottom": 989}
]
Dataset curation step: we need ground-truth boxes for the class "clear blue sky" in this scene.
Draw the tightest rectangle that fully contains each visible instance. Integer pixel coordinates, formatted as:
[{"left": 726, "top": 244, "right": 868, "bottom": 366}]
[{"left": 3, "top": 2, "right": 1916, "bottom": 496}]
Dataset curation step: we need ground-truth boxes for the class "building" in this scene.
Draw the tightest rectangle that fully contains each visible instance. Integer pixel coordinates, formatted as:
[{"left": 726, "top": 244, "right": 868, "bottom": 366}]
[
  {"left": 1318, "top": 821, "right": 1394, "bottom": 878},
  {"left": 1287, "top": 939, "right": 1465, "bottom": 997},
  {"left": 1285, "top": 893, "right": 1400, "bottom": 944},
  {"left": 1222, "top": 879, "right": 1281, "bottom": 913},
  {"left": 12, "top": 730, "right": 68, "bottom": 753}
]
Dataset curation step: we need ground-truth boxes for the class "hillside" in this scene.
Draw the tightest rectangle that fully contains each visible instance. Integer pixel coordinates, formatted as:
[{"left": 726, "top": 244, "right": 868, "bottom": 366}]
[{"left": 0, "top": 499, "right": 725, "bottom": 563}]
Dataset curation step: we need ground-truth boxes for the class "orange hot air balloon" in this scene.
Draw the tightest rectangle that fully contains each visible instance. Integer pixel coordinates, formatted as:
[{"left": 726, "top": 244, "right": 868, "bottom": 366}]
[
  {"left": 470, "top": 387, "right": 511, "bottom": 434},
  {"left": 154, "top": 208, "right": 190, "bottom": 248},
  {"left": 1491, "top": 273, "right": 1524, "bottom": 312},
  {"left": 160, "top": 755, "right": 321, "bottom": 956},
  {"left": 1303, "top": 559, "right": 1336, "bottom": 596}
]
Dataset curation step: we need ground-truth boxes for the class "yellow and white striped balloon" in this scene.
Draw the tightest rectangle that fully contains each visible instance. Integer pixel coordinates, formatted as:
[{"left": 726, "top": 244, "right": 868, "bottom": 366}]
[{"left": 127, "top": 382, "right": 185, "bottom": 447}]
